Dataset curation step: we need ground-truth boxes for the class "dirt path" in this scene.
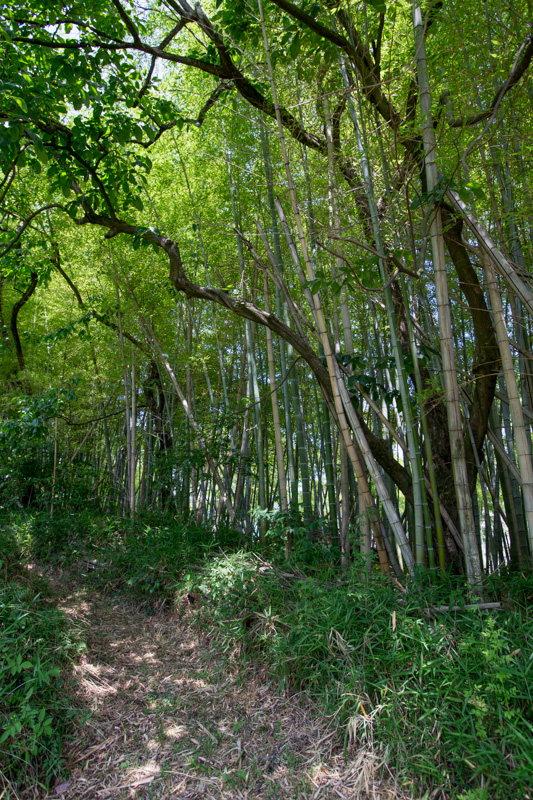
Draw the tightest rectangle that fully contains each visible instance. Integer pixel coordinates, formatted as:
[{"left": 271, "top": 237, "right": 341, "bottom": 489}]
[{"left": 35, "top": 581, "right": 410, "bottom": 800}]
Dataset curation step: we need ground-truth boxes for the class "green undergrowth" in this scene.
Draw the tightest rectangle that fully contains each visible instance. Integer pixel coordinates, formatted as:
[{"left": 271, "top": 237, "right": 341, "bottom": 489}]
[
  {"left": 0, "top": 525, "right": 85, "bottom": 793},
  {"left": 179, "top": 555, "right": 533, "bottom": 800},
  {"left": 4, "top": 511, "right": 532, "bottom": 798},
  {"left": 5, "top": 509, "right": 243, "bottom": 605}
]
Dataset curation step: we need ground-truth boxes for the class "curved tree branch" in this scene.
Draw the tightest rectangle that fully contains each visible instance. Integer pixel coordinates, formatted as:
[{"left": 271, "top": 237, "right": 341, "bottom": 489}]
[
  {"left": 0, "top": 205, "right": 63, "bottom": 258},
  {"left": 270, "top": 0, "right": 401, "bottom": 128}
]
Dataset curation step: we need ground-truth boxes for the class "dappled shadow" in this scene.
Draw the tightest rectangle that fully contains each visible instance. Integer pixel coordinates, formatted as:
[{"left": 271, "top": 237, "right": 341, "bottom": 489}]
[{"left": 23, "top": 579, "right": 411, "bottom": 800}]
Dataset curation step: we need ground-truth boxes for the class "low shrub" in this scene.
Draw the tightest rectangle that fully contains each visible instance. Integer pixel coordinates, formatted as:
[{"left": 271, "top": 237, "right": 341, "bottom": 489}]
[{"left": 4, "top": 511, "right": 241, "bottom": 595}]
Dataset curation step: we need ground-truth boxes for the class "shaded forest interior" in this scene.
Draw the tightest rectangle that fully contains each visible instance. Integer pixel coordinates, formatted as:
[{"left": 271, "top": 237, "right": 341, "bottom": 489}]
[{"left": 1, "top": 0, "right": 533, "bottom": 798}]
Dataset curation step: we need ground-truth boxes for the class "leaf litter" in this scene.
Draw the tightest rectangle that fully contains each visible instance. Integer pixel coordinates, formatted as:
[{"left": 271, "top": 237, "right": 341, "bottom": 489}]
[{"left": 21, "top": 573, "right": 413, "bottom": 800}]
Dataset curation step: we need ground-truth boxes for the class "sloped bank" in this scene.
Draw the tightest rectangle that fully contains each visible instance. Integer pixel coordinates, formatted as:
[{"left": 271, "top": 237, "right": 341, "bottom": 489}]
[{"left": 177, "top": 551, "right": 533, "bottom": 800}]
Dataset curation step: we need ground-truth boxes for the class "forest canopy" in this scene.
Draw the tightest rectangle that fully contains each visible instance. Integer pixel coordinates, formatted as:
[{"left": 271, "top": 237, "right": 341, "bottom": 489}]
[{"left": 1, "top": 0, "right": 533, "bottom": 582}]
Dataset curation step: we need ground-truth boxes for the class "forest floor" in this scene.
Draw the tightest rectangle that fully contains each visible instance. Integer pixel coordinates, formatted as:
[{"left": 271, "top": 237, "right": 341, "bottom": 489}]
[{"left": 24, "top": 569, "right": 413, "bottom": 800}]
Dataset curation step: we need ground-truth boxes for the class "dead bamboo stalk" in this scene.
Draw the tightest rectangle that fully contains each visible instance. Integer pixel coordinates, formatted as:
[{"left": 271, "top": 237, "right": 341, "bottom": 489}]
[{"left": 447, "top": 189, "right": 533, "bottom": 318}]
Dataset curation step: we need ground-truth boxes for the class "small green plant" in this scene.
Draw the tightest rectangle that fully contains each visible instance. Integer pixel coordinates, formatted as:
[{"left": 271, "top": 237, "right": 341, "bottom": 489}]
[
  {"left": 253, "top": 507, "right": 339, "bottom": 564},
  {"left": 457, "top": 790, "right": 489, "bottom": 800}
]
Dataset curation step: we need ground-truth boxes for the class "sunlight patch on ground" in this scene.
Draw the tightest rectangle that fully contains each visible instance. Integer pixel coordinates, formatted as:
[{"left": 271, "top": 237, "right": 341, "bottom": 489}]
[
  {"left": 163, "top": 723, "right": 188, "bottom": 740},
  {"left": 125, "top": 759, "right": 161, "bottom": 781}
]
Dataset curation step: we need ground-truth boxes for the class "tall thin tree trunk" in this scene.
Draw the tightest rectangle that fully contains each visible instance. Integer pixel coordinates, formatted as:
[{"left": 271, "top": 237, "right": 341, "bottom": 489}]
[
  {"left": 259, "top": 0, "right": 414, "bottom": 573},
  {"left": 411, "top": 1, "right": 483, "bottom": 587},
  {"left": 486, "top": 258, "right": 533, "bottom": 560},
  {"left": 130, "top": 346, "right": 136, "bottom": 518},
  {"left": 113, "top": 265, "right": 131, "bottom": 518},
  {"left": 264, "top": 274, "right": 288, "bottom": 521}
]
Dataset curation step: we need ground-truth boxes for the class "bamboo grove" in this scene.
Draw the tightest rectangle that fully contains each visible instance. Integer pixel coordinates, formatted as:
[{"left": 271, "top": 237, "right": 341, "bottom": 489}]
[{"left": 1, "top": 0, "right": 533, "bottom": 585}]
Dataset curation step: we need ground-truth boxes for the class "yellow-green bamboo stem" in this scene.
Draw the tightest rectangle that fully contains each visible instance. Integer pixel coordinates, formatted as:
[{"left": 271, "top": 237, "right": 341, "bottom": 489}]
[
  {"left": 337, "top": 48, "right": 427, "bottom": 567},
  {"left": 485, "top": 258, "right": 533, "bottom": 558},
  {"left": 412, "top": 0, "right": 483, "bottom": 588},
  {"left": 257, "top": 0, "right": 414, "bottom": 574},
  {"left": 264, "top": 272, "right": 289, "bottom": 518}
]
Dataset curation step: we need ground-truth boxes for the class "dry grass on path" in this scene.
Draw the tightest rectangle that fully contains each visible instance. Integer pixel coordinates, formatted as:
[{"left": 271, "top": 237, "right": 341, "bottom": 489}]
[{"left": 24, "top": 577, "right": 413, "bottom": 800}]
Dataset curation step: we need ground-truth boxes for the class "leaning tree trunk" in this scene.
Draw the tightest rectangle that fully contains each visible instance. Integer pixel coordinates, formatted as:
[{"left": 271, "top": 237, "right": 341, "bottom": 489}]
[{"left": 485, "top": 258, "right": 533, "bottom": 561}]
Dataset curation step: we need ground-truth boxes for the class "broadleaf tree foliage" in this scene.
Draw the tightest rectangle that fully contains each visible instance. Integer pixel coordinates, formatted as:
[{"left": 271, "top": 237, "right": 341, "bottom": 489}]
[{"left": 1, "top": 0, "right": 533, "bottom": 581}]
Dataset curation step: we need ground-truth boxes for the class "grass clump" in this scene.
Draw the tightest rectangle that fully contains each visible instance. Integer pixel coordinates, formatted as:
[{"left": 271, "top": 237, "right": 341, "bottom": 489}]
[
  {"left": 84, "top": 515, "right": 243, "bottom": 605},
  {"left": 0, "top": 526, "right": 84, "bottom": 792}
]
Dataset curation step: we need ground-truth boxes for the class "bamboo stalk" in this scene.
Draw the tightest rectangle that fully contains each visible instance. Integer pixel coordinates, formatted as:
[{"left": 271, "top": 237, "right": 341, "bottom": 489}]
[
  {"left": 447, "top": 190, "right": 533, "bottom": 318},
  {"left": 485, "top": 259, "right": 533, "bottom": 558},
  {"left": 323, "top": 90, "right": 353, "bottom": 565},
  {"left": 337, "top": 46, "right": 427, "bottom": 567},
  {"left": 257, "top": 0, "right": 414, "bottom": 574},
  {"left": 258, "top": 118, "right": 297, "bottom": 515},
  {"left": 264, "top": 272, "right": 288, "bottom": 517},
  {"left": 411, "top": 0, "right": 483, "bottom": 588},
  {"left": 130, "top": 345, "right": 136, "bottom": 518},
  {"left": 112, "top": 264, "right": 131, "bottom": 517},
  {"left": 50, "top": 416, "right": 58, "bottom": 515},
  {"left": 223, "top": 128, "right": 267, "bottom": 531}
]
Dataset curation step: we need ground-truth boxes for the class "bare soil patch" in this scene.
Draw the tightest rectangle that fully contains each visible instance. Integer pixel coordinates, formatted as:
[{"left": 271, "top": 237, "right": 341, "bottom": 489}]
[{"left": 25, "top": 575, "right": 412, "bottom": 800}]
